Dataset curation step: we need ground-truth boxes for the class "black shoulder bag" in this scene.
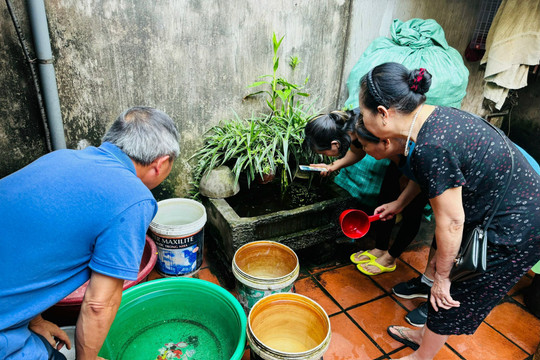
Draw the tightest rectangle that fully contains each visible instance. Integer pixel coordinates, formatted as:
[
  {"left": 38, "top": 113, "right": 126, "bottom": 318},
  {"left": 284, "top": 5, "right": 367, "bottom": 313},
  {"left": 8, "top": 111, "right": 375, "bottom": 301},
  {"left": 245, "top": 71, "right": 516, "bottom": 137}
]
[{"left": 450, "top": 121, "right": 515, "bottom": 282}]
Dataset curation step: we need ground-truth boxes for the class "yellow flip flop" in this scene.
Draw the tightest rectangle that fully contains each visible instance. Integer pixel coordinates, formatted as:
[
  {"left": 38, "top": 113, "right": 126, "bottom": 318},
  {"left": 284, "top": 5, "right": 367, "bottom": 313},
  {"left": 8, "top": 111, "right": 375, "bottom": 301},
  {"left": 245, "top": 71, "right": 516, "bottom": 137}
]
[
  {"left": 357, "top": 259, "right": 396, "bottom": 276},
  {"left": 350, "top": 250, "right": 377, "bottom": 264}
]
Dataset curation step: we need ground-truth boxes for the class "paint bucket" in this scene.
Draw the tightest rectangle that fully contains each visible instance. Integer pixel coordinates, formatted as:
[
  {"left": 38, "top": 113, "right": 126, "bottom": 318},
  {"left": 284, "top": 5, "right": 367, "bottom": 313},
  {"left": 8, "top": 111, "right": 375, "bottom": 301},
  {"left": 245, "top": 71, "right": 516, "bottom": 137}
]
[
  {"left": 247, "top": 293, "right": 331, "bottom": 360},
  {"left": 98, "top": 278, "right": 247, "bottom": 360},
  {"left": 339, "top": 209, "right": 380, "bottom": 239},
  {"left": 232, "top": 241, "right": 299, "bottom": 313},
  {"left": 149, "top": 198, "right": 207, "bottom": 276}
]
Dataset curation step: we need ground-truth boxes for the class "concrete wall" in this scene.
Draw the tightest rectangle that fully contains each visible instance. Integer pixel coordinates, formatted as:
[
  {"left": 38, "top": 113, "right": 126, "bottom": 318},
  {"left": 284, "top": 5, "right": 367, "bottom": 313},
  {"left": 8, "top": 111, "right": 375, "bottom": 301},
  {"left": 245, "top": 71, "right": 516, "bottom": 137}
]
[
  {"left": 0, "top": 0, "right": 495, "bottom": 198},
  {"left": 0, "top": 2, "right": 49, "bottom": 176}
]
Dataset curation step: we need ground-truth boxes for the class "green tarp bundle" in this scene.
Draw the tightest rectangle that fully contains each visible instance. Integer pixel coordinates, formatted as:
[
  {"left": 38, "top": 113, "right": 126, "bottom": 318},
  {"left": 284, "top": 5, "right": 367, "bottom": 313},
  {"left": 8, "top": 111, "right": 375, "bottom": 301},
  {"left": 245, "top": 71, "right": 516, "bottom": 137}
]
[
  {"left": 533, "top": 260, "right": 540, "bottom": 274},
  {"left": 336, "top": 18, "right": 469, "bottom": 207}
]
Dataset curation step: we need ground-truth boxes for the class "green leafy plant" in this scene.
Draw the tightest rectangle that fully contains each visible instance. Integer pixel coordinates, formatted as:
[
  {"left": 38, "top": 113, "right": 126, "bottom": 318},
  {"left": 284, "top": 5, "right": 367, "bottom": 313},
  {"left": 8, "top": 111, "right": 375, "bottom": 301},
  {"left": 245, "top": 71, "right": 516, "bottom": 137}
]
[
  {"left": 191, "top": 113, "right": 277, "bottom": 183},
  {"left": 244, "top": 33, "right": 310, "bottom": 117},
  {"left": 190, "top": 33, "right": 320, "bottom": 197}
]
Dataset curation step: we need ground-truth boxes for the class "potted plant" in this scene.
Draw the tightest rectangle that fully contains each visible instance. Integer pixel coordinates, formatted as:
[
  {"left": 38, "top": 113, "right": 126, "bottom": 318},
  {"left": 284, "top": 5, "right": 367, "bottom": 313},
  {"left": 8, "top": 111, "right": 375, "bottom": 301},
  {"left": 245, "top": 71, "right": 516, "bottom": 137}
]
[
  {"left": 190, "top": 33, "right": 321, "bottom": 197},
  {"left": 189, "top": 35, "right": 355, "bottom": 284}
]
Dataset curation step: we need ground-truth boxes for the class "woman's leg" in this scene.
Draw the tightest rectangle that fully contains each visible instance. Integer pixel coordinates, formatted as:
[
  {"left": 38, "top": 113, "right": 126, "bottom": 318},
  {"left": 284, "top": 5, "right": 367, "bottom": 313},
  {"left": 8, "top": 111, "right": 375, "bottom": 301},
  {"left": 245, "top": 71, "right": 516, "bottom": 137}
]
[
  {"left": 391, "top": 326, "right": 449, "bottom": 360},
  {"left": 351, "top": 163, "right": 401, "bottom": 263}
]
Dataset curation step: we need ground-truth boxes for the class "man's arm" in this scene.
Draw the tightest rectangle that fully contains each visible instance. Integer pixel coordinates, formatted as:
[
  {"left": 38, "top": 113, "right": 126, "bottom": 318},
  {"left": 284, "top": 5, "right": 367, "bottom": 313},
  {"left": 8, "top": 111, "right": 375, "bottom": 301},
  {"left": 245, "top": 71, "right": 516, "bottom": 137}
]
[{"left": 76, "top": 271, "right": 124, "bottom": 360}]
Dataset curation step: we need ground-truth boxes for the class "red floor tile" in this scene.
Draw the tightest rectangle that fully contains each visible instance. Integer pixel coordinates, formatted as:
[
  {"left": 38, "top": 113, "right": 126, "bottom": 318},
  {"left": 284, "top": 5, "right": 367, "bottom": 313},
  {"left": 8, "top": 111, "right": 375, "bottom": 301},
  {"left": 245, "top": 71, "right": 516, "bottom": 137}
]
[
  {"left": 513, "top": 292, "right": 526, "bottom": 306},
  {"left": 316, "top": 265, "right": 385, "bottom": 309},
  {"left": 147, "top": 268, "right": 164, "bottom": 281},
  {"left": 324, "top": 313, "right": 384, "bottom": 359},
  {"left": 147, "top": 266, "right": 222, "bottom": 287},
  {"left": 193, "top": 267, "right": 221, "bottom": 286},
  {"left": 200, "top": 248, "right": 209, "bottom": 269},
  {"left": 399, "top": 246, "right": 430, "bottom": 273},
  {"left": 446, "top": 322, "right": 529, "bottom": 360},
  {"left": 371, "top": 260, "right": 420, "bottom": 293},
  {"left": 390, "top": 295, "right": 425, "bottom": 313},
  {"left": 508, "top": 273, "right": 533, "bottom": 296},
  {"left": 297, "top": 267, "right": 311, "bottom": 279},
  {"left": 347, "top": 296, "right": 410, "bottom": 353},
  {"left": 307, "top": 262, "right": 343, "bottom": 275},
  {"left": 294, "top": 277, "right": 341, "bottom": 315},
  {"left": 390, "top": 344, "right": 461, "bottom": 359},
  {"left": 485, "top": 302, "right": 540, "bottom": 354}
]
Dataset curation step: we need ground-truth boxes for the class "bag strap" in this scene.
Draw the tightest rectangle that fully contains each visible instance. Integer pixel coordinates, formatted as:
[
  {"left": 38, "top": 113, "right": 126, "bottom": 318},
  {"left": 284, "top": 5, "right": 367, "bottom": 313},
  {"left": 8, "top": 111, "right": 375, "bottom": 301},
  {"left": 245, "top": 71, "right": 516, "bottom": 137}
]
[{"left": 482, "top": 120, "right": 515, "bottom": 228}]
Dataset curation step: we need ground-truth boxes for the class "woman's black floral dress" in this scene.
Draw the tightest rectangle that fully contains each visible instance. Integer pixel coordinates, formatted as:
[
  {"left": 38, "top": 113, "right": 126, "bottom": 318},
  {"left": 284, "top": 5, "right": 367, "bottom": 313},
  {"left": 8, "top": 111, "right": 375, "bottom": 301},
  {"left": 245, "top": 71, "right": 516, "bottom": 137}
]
[{"left": 411, "top": 106, "right": 540, "bottom": 335}]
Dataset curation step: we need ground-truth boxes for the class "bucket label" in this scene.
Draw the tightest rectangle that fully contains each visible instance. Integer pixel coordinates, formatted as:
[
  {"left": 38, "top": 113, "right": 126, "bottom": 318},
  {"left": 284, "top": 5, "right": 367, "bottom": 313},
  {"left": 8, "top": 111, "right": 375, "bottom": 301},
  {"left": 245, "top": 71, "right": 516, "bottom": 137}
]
[
  {"left": 150, "top": 229, "right": 204, "bottom": 276},
  {"left": 152, "top": 233, "right": 199, "bottom": 249},
  {"left": 236, "top": 282, "right": 295, "bottom": 313}
]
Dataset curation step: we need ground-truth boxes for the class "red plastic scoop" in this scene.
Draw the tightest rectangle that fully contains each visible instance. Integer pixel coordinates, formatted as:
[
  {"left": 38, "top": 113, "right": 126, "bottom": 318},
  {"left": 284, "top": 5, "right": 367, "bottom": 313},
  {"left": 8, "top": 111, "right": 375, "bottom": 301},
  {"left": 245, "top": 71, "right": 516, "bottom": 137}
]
[{"left": 339, "top": 209, "right": 380, "bottom": 239}]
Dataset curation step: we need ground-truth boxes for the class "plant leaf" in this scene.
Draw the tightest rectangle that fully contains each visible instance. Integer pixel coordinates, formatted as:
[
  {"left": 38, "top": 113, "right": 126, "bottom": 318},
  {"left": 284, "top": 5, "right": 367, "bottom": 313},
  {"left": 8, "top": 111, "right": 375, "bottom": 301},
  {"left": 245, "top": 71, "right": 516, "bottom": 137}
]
[{"left": 247, "top": 81, "right": 268, "bottom": 88}]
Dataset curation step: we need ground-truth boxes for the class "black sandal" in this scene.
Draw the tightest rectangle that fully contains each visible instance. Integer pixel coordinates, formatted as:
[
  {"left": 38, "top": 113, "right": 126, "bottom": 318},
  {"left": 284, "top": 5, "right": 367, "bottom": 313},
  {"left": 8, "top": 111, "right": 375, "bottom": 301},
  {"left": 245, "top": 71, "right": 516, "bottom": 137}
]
[{"left": 387, "top": 325, "right": 420, "bottom": 350}]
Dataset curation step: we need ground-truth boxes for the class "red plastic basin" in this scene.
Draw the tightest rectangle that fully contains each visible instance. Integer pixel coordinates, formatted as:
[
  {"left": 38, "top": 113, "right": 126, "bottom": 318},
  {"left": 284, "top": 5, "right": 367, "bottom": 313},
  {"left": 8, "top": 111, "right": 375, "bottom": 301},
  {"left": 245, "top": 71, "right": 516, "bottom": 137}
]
[{"left": 56, "top": 235, "right": 157, "bottom": 306}]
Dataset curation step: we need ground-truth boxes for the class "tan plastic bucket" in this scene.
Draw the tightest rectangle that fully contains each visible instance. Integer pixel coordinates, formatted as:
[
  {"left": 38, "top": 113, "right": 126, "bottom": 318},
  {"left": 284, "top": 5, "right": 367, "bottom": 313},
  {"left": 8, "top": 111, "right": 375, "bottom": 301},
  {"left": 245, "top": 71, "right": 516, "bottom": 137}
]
[
  {"left": 247, "top": 293, "right": 331, "bottom": 360},
  {"left": 232, "top": 241, "right": 299, "bottom": 313}
]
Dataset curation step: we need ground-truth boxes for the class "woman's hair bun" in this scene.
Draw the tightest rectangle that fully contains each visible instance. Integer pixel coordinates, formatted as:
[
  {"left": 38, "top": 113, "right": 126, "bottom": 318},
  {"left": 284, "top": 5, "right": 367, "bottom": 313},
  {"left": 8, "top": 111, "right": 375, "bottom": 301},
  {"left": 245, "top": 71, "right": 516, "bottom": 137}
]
[
  {"left": 328, "top": 111, "right": 348, "bottom": 127},
  {"left": 408, "top": 68, "right": 432, "bottom": 95}
]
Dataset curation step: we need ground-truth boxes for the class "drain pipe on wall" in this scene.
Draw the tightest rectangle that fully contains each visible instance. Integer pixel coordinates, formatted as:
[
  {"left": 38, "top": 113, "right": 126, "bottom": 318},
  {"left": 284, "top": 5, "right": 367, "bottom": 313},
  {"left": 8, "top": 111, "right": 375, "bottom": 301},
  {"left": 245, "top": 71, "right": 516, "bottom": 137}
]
[
  {"left": 5, "top": 0, "right": 52, "bottom": 151},
  {"left": 27, "top": 0, "right": 66, "bottom": 150}
]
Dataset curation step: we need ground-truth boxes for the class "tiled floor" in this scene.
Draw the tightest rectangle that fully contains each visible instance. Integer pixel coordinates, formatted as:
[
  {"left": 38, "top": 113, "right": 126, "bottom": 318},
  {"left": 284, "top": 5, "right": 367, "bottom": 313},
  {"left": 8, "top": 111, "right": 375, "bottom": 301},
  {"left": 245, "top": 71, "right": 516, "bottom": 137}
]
[{"left": 147, "top": 226, "right": 540, "bottom": 360}]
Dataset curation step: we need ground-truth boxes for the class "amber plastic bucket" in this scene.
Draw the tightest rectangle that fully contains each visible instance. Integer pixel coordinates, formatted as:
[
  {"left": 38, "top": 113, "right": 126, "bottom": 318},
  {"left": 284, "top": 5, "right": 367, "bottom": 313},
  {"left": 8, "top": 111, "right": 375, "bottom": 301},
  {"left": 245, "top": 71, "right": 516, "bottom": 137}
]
[
  {"left": 232, "top": 241, "right": 299, "bottom": 313},
  {"left": 247, "top": 293, "right": 331, "bottom": 360}
]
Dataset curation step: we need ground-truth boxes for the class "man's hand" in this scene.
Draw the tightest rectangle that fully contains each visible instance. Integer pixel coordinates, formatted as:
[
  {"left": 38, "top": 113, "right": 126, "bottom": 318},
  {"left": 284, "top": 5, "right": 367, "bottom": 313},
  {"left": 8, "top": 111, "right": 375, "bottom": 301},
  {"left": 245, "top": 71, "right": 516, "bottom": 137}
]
[{"left": 29, "top": 314, "right": 71, "bottom": 351}]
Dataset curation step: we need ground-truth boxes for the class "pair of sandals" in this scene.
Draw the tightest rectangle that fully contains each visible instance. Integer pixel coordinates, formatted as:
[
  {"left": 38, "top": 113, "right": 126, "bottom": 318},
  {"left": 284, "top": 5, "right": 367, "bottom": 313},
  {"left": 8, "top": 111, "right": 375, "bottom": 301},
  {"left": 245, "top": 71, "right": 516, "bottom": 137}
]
[{"left": 350, "top": 250, "right": 396, "bottom": 275}]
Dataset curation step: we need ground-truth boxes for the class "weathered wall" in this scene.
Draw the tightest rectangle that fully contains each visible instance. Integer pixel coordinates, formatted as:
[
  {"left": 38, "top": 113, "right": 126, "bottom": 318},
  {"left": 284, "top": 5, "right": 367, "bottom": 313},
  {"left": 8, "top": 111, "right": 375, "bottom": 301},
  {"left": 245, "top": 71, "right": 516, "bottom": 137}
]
[
  {"left": 1, "top": 0, "right": 351, "bottom": 198},
  {"left": 0, "top": 1, "right": 49, "bottom": 176},
  {"left": 1, "top": 0, "right": 512, "bottom": 198}
]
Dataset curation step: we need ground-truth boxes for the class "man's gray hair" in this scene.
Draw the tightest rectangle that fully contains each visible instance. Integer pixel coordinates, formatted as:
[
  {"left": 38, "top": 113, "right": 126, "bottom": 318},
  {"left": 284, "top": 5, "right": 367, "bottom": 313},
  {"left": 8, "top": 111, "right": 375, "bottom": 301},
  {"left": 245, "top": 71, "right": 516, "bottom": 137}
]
[{"left": 102, "top": 106, "right": 180, "bottom": 165}]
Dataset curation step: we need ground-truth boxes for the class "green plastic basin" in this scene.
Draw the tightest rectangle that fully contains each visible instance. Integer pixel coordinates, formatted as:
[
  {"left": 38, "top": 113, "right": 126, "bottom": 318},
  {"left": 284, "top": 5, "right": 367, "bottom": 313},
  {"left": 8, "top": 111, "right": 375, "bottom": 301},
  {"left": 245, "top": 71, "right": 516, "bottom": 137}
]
[{"left": 99, "top": 277, "right": 247, "bottom": 360}]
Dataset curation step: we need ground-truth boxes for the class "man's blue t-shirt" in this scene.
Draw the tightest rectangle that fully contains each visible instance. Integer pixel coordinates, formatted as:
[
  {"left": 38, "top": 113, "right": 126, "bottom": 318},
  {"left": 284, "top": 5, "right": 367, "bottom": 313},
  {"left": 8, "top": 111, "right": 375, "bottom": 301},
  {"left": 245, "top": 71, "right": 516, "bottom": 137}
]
[{"left": 0, "top": 142, "right": 157, "bottom": 359}]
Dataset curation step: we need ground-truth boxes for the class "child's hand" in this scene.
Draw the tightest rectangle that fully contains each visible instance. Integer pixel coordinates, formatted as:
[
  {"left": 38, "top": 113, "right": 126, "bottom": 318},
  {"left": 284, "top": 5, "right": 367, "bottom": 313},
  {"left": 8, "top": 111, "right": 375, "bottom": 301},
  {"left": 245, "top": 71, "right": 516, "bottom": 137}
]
[{"left": 309, "top": 163, "right": 332, "bottom": 177}]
